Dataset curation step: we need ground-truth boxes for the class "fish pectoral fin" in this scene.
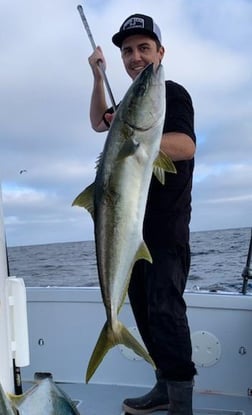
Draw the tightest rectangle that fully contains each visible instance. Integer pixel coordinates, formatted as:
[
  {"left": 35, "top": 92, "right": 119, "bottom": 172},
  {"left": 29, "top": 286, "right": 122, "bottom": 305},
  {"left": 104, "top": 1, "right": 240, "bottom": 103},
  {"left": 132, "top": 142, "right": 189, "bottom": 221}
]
[
  {"left": 86, "top": 320, "right": 156, "bottom": 383},
  {"left": 153, "top": 150, "right": 177, "bottom": 184},
  {"left": 135, "top": 241, "right": 153, "bottom": 264},
  {"left": 72, "top": 183, "right": 95, "bottom": 219},
  {"left": 117, "top": 138, "right": 140, "bottom": 160}
]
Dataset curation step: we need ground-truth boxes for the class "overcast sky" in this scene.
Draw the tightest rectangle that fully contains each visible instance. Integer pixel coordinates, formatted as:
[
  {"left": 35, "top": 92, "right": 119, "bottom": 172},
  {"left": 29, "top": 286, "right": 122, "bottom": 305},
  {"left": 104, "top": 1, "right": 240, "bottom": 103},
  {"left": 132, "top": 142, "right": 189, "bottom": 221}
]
[{"left": 1, "top": 0, "right": 251, "bottom": 247}]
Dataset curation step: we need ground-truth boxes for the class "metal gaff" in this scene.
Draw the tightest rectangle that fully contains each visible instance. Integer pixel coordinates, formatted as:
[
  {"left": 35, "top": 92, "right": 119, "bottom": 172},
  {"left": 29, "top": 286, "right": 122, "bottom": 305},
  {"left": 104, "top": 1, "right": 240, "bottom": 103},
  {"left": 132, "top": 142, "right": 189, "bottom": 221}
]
[{"left": 77, "top": 4, "right": 116, "bottom": 111}]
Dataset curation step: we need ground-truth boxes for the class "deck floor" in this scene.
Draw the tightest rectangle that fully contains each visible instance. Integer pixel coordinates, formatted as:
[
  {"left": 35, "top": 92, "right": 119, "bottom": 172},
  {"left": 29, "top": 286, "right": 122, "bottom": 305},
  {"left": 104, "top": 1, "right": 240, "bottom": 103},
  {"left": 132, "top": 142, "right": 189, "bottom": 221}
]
[{"left": 52, "top": 382, "right": 252, "bottom": 415}]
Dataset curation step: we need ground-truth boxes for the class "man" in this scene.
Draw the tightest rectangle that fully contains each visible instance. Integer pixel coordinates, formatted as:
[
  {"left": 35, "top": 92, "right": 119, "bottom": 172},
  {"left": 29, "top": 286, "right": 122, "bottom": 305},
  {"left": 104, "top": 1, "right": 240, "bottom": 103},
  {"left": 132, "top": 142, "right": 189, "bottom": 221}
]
[{"left": 88, "top": 13, "right": 196, "bottom": 415}]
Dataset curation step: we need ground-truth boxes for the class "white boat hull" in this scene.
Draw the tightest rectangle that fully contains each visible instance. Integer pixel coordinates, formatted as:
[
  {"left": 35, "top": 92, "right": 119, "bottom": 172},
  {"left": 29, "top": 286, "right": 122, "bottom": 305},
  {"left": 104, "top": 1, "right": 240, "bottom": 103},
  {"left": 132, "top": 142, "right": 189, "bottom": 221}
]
[{"left": 19, "top": 286, "right": 252, "bottom": 414}]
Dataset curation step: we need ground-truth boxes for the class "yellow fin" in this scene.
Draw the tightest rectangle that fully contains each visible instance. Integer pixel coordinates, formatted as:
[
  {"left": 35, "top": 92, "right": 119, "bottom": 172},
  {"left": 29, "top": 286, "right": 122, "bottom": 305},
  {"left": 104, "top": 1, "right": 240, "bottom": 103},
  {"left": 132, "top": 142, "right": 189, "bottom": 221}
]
[
  {"left": 7, "top": 392, "right": 25, "bottom": 404},
  {"left": 153, "top": 150, "right": 177, "bottom": 184},
  {"left": 85, "top": 320, "right": 155, "bottom": 383},
  {"left": 85, "top": 322, "right": 114, "bottom": 383},
  {"left": 7, "top": 390, "right": 28, "bottom": 414},
  {"left": 135, "top": 241, "right": 153, "bottom": 264},
  {"left": 117, "top": 321, "right": 155, "bottom": 366},
  {"left": 72, "top": 183, "right": 95, "bottom": 219}
]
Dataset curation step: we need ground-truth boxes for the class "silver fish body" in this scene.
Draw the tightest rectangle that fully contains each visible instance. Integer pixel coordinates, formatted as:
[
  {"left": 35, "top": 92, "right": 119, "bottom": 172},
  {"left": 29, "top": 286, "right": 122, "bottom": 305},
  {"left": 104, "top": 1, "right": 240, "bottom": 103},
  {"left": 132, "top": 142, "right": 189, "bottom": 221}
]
[
  {"left": 8, "top": 378, "right": 80, "bottom": 415},
  {"left": 73, "top": 63, "right": 176, "bottom": 382}
]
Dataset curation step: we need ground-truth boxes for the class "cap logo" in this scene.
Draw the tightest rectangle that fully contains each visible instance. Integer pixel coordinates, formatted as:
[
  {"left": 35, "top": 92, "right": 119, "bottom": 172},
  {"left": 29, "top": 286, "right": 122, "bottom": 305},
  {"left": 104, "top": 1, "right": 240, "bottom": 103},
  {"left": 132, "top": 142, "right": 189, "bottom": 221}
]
[{"left": 123, "top": 17, "right": 145, "bottom": 31}]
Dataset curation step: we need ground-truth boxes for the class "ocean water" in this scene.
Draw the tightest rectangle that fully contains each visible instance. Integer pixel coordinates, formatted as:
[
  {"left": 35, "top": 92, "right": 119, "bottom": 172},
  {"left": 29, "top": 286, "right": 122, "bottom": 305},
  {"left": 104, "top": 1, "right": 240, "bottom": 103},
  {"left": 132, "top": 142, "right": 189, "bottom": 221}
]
[{"left": 6, "top": 227, "right": 252, "bottom": 293}]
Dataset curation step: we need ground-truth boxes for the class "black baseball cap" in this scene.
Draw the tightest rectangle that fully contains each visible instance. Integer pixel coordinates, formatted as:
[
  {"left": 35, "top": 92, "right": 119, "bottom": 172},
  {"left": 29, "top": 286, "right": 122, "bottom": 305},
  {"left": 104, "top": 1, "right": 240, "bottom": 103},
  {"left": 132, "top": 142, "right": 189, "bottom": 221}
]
[{"left": 112, "top": 14, "right": 162, "bottom": 48}]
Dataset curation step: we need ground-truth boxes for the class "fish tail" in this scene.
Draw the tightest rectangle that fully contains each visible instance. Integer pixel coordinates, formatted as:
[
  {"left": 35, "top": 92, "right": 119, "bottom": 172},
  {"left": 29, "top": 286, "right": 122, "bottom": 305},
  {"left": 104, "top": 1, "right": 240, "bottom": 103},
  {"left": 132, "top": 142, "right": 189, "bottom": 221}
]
[
  {"left": 117, "top": 321, "right": 156, "bottom": 367},
  {"left": 85, "top": 320, "right": 155, "bottom": 383},
  {"left": 85, "top": 322, "right": 113, "bottom": 383}
]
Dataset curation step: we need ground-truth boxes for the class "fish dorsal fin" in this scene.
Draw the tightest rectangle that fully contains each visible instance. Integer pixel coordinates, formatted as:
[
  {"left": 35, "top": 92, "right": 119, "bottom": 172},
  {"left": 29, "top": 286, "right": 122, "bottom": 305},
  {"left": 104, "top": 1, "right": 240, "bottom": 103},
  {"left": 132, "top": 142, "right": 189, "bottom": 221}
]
[
  {"left": 72, "top": 183, "right": 95, "bottom": 219},
  {"left": 95, "top": 152, "right": 103, "bottom": 170},
  {"left": 135, "top": 241, "right": 153, "bottom": 264},
  {"left": 153, "top": 150, "right": 177, "bottom": 185}
]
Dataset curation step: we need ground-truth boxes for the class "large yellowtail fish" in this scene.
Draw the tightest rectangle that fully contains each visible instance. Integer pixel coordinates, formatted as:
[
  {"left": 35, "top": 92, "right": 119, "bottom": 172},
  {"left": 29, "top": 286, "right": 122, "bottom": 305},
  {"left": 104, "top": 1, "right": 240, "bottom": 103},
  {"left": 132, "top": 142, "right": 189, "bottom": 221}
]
[{"left": 73, "top": 63, "right": 176, "bottom": 382}]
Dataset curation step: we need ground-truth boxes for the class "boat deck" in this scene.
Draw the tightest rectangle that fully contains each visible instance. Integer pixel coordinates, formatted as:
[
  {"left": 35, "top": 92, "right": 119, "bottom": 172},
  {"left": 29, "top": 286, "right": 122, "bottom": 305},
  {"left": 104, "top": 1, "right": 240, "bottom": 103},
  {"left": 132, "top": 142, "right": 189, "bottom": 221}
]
[
  {"left": 23, "top": 381, "right": 252, "bottom": 415},
  {"left": 20, "top": 288, "right": 252, "bottom": 415}
]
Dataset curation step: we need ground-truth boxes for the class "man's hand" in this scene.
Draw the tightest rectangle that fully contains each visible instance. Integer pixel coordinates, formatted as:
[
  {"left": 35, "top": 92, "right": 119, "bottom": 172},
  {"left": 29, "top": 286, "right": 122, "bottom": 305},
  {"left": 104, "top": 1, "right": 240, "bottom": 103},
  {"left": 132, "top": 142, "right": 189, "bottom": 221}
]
[
  {"left": 88, "top": 46, "right": 106, "bottom": 79},
  {"left": 104, "top": 112, "right": 114, "bottom": 127}
]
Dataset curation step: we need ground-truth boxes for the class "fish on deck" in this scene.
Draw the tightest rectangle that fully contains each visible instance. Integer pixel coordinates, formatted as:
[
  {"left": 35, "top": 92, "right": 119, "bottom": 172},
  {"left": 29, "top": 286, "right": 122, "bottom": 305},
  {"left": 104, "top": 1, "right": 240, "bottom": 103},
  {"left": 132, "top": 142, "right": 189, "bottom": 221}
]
[
  {"left": 8, "top": 376, "right": 80, "bottom": 415},
  {"left": 73, "top": 63, "right": 176, "bottom": 382}
]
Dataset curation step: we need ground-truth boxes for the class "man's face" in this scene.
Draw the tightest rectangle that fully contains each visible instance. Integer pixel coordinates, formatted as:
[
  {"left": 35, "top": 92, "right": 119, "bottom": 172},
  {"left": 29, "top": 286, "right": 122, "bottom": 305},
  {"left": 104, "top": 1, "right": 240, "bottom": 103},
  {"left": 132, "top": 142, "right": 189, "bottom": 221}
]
[{"left": 121, "top": 34, "right": 165, "bottom": 80}]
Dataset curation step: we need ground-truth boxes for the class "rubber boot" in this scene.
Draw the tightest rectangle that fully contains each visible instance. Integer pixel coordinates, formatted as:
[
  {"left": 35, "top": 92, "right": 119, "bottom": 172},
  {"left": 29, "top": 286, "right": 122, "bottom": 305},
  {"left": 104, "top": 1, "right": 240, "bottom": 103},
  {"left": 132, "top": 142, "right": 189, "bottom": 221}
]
[
  {"left": 122, "top": 370, "right": 169, "bottom": 414},
  {"left": 167, "top": 380, "right": 193, "bottom": 415}
]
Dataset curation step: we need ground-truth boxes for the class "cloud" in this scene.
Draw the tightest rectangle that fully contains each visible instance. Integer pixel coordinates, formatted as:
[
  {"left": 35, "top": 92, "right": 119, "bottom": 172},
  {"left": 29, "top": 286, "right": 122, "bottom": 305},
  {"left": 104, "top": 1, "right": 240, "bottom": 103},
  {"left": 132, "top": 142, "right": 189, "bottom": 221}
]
[{"left": 1, "top": 0, "right": 251, "bottom": 246}]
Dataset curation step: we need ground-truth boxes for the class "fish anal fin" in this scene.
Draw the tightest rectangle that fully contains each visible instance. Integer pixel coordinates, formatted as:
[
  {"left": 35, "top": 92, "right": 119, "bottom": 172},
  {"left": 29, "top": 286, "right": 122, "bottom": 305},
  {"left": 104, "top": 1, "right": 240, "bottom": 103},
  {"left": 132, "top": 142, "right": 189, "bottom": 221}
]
[
  {"left": 135, "top": 241, "right": 152, "bottom": 264},
  {"left": 72, "top": 183, "right": 95, "bottom": 219}
]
